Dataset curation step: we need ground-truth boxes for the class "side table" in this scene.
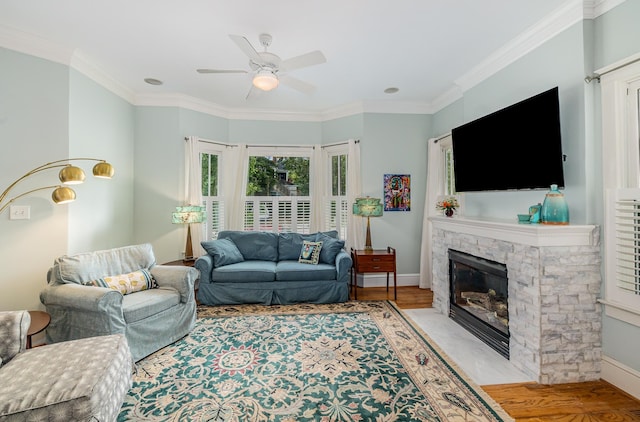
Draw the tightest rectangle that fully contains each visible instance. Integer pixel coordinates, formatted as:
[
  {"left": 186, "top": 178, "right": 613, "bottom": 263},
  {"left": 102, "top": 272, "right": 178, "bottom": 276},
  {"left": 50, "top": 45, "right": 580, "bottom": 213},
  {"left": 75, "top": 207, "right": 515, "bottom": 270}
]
[
  {"left": 351, "top": 247, "right": 397, "bottom": 300},
  {"left": 27, "top": 310, "right": 50, "bottom": 349}
]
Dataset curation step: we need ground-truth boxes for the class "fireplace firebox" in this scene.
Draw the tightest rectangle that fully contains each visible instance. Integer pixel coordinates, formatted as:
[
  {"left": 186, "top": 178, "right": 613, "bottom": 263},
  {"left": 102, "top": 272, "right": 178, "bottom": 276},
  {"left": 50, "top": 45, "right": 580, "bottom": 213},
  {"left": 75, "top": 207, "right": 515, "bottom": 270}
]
[{"left": 448, "top": 249, "right": 509, "bottom": 358}]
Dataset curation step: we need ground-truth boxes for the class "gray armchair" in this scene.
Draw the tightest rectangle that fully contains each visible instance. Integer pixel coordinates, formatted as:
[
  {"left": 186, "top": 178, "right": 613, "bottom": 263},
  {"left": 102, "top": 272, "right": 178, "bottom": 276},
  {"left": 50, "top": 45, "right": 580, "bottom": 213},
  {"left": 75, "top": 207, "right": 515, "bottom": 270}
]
[
  {"left": 40, "top": 243, "right": 197, "bottom": 361},
  {"left": 0, "top": 310, "right": 132, "bottom": 421}
]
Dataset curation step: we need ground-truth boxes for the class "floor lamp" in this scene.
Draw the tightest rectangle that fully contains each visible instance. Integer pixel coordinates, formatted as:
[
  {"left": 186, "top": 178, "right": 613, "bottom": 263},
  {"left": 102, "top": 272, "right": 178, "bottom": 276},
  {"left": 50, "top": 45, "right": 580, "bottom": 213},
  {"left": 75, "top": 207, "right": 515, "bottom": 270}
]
[
  {"left": 172, "top": 206, "right": 205, "bottom": 261},
  {"left": 353, "top": 197, "right": 383, "bottom": 250}
]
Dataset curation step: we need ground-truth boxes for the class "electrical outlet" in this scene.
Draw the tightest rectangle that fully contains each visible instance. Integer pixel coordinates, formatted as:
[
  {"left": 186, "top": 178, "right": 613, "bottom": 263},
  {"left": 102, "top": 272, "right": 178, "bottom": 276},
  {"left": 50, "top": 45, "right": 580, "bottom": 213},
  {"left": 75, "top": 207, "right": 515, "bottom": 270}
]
[{"left": 9, "top": 205, "right": 30, "bottom": 220}]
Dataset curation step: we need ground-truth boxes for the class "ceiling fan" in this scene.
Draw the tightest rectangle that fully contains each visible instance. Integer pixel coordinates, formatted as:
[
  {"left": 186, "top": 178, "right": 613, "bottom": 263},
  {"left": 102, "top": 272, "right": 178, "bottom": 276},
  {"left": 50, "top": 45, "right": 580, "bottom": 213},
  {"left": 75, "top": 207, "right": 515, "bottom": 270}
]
[{"left": 197, "top": 33, "right": 326, "bottom": 96}]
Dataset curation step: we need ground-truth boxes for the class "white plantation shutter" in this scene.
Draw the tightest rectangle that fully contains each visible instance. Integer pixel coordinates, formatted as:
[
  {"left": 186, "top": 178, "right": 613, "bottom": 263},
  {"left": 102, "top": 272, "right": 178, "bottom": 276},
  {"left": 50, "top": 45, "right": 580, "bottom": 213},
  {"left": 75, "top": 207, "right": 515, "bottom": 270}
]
[{"left": 606, "top": 189, "right": 640, "bottom": 313}]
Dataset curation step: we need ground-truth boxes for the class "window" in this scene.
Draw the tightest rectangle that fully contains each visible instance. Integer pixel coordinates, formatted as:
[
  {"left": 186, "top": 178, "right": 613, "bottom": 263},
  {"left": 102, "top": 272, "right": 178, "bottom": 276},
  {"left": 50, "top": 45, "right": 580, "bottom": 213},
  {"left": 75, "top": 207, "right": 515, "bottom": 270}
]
[
  {"left": 326, "top": 147, "right": 349, "bottom": 239},
  {"left": 444, "top": 144, "right": 456, "bottom": 196},
  {"left": 243, "top": 150, "right": 312, "bottom": 233},
  {"left": 601, "top": 58, "right": 640, "bottom": 326},
  {"left": 200, "top": 146, "right": 224, "bottom": 240}
]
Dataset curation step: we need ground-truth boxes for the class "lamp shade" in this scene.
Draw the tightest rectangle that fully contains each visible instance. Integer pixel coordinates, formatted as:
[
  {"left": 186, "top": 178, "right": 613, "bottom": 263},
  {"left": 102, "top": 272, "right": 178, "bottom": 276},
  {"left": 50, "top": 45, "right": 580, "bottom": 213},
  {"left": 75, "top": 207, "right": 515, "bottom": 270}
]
[
  {"left": 93, "top": 161, "right": 115, "bottom": 179},
  {"left": 52, "top": 186, "right": 76, "bottom": 204},
  {"left": 59, "top": 166, "right": 86, "bottom": 185},
  {"left": 353, "top": 197, "right": 383, "bottom": 217},
  {"left": 253, "top": 70, "right": 279, "bottom": 91},
  {"left": 172, "top": 206, "right": 205, "bottom": 224}
]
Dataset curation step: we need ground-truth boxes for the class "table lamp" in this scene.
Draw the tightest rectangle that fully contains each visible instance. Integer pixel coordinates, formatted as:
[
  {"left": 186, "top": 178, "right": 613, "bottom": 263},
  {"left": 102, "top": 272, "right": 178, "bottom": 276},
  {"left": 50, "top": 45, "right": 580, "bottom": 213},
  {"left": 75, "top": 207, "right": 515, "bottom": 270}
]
[
  {"left": 353, "top": 197, "right": 383, "bottom": 250},
  {"left": 172, "top": 205, "right": 205, "bottom": 261}
]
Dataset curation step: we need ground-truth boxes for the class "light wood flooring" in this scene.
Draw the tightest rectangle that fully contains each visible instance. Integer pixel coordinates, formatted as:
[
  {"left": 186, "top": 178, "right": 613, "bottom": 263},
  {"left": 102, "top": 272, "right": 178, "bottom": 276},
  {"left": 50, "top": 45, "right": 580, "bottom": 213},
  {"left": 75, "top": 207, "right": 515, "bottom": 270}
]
[{"left": 355, "top": 285, "right": 640, "bottom": 421}]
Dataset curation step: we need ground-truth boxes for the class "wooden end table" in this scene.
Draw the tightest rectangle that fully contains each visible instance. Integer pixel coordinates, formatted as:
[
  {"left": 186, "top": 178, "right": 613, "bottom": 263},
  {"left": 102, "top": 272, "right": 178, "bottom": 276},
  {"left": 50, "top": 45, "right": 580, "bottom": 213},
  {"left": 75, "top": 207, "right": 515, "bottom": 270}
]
[
  {"left": 351, "top": 247, "right": 397, "bottom": 300},
  {"left": 27, "top": 310, "right": 50, "bottom": 349}
]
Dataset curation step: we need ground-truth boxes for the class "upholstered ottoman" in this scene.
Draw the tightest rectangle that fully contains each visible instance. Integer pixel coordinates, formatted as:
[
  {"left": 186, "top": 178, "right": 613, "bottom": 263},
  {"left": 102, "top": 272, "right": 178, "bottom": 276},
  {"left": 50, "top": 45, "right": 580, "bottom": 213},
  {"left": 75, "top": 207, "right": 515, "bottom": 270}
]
[{"left": 0, "top": 325, "right": 132, "bottom": 421}]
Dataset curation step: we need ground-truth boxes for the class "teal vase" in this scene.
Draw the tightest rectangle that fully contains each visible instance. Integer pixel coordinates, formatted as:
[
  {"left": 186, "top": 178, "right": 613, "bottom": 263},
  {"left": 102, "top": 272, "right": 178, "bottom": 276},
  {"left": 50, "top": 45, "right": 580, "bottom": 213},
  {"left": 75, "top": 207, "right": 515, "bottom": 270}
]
[{"left": 541, "top": 184, "right": 569, "bottom": 225}]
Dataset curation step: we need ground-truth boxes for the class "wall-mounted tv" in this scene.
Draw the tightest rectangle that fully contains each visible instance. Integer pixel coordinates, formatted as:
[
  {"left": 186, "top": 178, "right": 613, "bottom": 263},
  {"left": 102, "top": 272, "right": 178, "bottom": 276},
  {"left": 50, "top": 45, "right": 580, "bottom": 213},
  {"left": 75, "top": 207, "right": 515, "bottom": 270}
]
[{"left": 451, "top": 87, "right": 565, "bottom": 192}]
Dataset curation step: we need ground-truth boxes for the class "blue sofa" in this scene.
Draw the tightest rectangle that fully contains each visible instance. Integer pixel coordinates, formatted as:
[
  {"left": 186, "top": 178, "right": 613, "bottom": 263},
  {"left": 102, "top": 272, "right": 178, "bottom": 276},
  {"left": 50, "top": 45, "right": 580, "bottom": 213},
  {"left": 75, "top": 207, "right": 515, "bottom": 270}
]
[{"left": 195, "top": 231, "right": 352, "bottom": 305}]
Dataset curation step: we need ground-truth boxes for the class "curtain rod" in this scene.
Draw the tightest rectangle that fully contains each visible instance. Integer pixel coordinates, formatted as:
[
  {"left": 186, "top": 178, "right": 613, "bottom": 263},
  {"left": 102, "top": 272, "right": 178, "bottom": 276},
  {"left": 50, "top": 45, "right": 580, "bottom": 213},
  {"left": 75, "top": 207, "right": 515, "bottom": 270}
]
[
  {"left": 184, "top": 137, "right": 237, "bottom": 148},
  {"left": 585, "top": 56, "right": 640, "bottom": 83},
  {"left": 321, "top": 139, "right": 360, "bottom": 148},
  {"left": 433, "top": 133, "right": 451, "bottom": 143}
]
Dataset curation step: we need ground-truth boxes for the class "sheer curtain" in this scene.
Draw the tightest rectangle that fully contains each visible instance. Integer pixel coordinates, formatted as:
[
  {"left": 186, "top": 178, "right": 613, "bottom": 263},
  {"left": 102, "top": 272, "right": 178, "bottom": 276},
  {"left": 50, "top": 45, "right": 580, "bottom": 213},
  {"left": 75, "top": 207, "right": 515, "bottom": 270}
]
[
  {"left": 221, "top": 143, "right": 247, "bottom": 230},
  {"left": 346, "top": 139, "right": 364, "bottom": 251},
  {"left": 419, "top": 134, "right": 451, "bottom": 288},
  {"left": 185, "top": 136, "right": 204, "bottom": 257},
  {"left": 310, "top": 144, "right": 325, "bottom": 233}
]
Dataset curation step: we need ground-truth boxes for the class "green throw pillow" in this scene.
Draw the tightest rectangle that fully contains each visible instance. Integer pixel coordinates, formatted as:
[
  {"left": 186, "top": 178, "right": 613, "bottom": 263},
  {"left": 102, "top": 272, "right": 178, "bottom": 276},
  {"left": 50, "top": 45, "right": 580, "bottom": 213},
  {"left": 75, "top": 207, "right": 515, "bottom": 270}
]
[
  {"left": 84, "top": 269, "right": 155, "bottom": 295},
  {"left": 299, "top": 240, "right": 323, "bottom": 265}
]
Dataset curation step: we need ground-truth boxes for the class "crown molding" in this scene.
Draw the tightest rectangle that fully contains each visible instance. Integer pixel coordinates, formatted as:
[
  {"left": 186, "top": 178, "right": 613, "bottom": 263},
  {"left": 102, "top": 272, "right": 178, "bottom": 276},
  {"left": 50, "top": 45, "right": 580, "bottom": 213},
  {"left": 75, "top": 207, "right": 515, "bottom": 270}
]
[
  {"left": 590, "top": 0, "right": 628, "bottom": 18},
  {"left": 429, "top": 86, "right": 464, "bottom": 113},
  {"left": 454, "top": 0, "right": 584, "bottom": 94},
  {"left": 0, "top": 24, "right": 73, "bottom": 66},
  {"left": 70, "top": 51, "right": 136, "bottom": 103}
]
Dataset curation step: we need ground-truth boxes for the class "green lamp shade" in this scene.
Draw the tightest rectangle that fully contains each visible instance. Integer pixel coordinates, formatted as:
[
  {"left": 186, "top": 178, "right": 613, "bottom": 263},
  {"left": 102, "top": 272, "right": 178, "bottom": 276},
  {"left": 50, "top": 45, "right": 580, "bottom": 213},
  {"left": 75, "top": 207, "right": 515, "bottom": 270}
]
[
  {"left": 353, "top": 197, "right": 383, "bottom": 217},
  {"left": 172, "top": 206, "right": 205, "bottom": 224}
]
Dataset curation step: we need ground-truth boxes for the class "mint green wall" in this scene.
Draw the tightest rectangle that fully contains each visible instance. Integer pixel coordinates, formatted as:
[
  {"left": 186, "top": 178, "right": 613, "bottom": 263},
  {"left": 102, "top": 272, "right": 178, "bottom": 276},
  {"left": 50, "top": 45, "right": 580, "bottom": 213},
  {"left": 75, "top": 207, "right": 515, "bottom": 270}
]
[
  {"left": 593, "top": 0, "right": 640, "bottom": 375},
  {"left": 321, "top": 114, "right": 364, "bottom": 142},
  {"left": 436, "top": 22, "right": 592, "bottom": 225},
  {"left": 229, "top": 119, "right": 322, "bottom": 144},
  {"left": 432, "top": 99, "right": 463, "bottom": 137},
  {"left": 0, "top": 48, "right": 70, "bottom": 311},
  {"left": 361, "top": 113, "right": 431, "bottom": 275},
  {"left": 68, "top": 70, "right": 135, "bottom": 254},
  {"left": 593, "top": 0, "right": 640, "bottom": 69}
]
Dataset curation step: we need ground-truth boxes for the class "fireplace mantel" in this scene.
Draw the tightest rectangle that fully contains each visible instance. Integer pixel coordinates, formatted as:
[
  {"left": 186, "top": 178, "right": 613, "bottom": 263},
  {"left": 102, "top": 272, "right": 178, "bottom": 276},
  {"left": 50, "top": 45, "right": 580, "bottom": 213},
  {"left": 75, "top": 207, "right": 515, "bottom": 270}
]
[{"left": 430, "top": 215, "right": 598, "bottom": 247}]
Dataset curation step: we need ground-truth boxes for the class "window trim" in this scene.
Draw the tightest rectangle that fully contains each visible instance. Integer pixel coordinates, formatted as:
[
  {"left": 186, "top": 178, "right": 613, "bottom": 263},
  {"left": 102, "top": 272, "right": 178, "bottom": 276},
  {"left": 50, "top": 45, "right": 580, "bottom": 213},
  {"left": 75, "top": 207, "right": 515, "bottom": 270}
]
[{"left": 601, "top": 58, "right": 640, "bottom": 326}]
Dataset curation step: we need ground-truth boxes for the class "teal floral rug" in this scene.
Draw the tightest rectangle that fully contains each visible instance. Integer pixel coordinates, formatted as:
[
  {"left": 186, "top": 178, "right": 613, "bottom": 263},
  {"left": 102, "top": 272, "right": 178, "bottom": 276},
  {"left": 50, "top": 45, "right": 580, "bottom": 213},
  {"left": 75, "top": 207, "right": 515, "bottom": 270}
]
[{"left": 119, "top": 301, "right": 513, "bottom": 421}]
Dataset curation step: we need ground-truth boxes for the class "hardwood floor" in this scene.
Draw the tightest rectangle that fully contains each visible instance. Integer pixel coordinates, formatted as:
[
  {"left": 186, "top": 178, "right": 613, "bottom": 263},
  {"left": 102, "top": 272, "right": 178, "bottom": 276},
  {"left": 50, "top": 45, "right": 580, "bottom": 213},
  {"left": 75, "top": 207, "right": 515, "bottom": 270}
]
[{"left": 355, "top": 285, "right": 640, "bottom": 421}]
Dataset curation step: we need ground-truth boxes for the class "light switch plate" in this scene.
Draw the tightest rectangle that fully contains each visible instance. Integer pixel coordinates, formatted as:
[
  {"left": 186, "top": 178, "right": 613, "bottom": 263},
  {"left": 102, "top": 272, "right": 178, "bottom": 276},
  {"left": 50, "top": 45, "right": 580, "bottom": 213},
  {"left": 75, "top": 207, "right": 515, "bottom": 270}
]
[{"left": 9, "top": 205, "right": 30, "bottom": 220}]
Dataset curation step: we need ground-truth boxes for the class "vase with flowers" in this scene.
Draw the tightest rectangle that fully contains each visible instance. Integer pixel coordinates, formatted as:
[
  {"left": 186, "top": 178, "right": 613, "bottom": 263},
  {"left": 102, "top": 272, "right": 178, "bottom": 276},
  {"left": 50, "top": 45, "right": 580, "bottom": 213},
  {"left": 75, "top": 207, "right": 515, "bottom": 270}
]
[{"left": 436, "top": 196, "right": 459, "bottom": 217}]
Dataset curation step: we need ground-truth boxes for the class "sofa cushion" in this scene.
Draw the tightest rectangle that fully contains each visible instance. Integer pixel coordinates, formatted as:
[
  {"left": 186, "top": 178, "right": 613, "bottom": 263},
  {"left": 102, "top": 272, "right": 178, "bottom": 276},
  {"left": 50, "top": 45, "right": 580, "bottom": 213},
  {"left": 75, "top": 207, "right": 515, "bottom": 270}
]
[
  {"left": 278, "top": 232, "right": 319, "bottom": 260},
  {"left": 299, "top": 240, "right": 323, "bottom": 264},
  {"left": 276, "top": 261, "right": 337, "bottom": 281},
  {"left": 84, "top": 269, "right": 156, "bottom": 295},
  {"left": 316, "top": 233, "right": 346, "bottom": 264},
  {"left": 52, "top": 243, "right": 156, "bottom": 285},
  {"left": 217, "top": 231, "right": 279, "bottom": 261},
  {"left": 201, "top": 238, "right": 244, "bottom": 267},
  {"left": 122, "top": 288, "right": 181, "bottom": 323},
  {"left": 210, "top": 261, "right": 277, "bottom": 283}
]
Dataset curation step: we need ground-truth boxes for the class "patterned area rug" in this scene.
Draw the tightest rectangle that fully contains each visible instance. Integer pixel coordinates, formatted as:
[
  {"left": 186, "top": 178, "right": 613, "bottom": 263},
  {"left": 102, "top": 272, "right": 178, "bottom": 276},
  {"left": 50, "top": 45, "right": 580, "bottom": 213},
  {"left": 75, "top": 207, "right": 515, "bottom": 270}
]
[{"left": 119, "top": 301, "right": 513, "bottom": 421}]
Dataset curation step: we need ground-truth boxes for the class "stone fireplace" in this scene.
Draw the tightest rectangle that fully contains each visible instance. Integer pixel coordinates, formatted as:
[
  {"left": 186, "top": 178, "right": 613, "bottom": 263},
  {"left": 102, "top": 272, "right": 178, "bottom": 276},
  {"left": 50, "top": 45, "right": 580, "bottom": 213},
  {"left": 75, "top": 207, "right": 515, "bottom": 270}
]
[{"left": 430, "top": 216, "right": 602, "bottom": 384}]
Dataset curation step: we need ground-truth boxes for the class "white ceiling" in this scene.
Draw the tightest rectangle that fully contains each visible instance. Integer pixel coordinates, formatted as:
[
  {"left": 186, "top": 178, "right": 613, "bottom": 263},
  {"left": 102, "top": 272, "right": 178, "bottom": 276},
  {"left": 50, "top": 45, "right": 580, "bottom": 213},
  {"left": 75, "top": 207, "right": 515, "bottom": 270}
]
[{"left": 1, "top": 0, "right": 588, "bottom": 116}]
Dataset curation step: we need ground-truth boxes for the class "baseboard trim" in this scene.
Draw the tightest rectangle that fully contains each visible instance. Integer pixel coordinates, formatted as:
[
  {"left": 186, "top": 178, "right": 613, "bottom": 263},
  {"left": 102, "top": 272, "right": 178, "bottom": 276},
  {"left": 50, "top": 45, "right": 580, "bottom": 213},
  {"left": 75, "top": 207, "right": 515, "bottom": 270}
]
[
  {"left": 355, "top": 273, "right": 419, "bottom": 288},
  {"left": 601, "top": 354, "right": 640, "bottom": 400}
]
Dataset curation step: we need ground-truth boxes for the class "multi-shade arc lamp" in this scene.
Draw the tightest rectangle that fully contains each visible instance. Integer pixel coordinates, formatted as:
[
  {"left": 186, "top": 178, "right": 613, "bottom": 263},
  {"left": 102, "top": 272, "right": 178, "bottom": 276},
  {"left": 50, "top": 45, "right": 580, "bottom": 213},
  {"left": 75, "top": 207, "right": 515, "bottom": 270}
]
[
  {"left": 353, "top": 197, "right": 383, "bottom": 251},
  {"left": 172, "top": 206, "right": 205, "bottom": 261},
  {"left": 0, "top": 158, "right": 115, "bottom": 215}
]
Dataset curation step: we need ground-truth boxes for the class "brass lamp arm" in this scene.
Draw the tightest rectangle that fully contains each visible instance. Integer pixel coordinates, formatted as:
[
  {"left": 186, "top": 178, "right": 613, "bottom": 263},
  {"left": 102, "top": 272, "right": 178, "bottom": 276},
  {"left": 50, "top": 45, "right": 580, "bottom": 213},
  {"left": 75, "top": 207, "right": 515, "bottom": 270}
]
[
  {"left": 0, "top": 158, "right": 107, "bottom": 207},
  {"left": 0, "top": 185, "right": 61, "bottom": 214}
]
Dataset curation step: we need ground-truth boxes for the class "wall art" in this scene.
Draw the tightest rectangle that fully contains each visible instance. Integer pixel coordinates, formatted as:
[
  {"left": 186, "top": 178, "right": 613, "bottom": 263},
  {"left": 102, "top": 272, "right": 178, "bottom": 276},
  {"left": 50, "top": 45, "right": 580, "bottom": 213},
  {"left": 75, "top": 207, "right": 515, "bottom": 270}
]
[{"left": 384, "top": 174, "right": 410, "bottom": 211}]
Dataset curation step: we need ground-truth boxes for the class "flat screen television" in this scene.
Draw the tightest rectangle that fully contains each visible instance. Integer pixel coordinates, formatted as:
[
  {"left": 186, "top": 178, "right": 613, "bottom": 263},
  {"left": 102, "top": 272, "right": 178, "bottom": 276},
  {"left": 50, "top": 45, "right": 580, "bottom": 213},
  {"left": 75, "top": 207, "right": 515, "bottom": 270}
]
[{"left": 451, "top": 87, "right": 565, "bottom": 192}]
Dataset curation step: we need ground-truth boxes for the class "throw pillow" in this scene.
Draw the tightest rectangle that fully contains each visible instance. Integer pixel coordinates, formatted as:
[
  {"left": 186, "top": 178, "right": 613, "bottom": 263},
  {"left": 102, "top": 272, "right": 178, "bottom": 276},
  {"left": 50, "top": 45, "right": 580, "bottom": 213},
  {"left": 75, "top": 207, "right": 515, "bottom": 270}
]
[
  {"left": 316, "top": 233, "right": 345, "bottom": 264},
  {"left": 84, "top": 268, "right": 155, "bottom": 295},
  {"left": 201, "top": 238, "right": 244, "bottom": 267},
  {"left": 298, "top": 240, "right": 323, "bottom": 265}
]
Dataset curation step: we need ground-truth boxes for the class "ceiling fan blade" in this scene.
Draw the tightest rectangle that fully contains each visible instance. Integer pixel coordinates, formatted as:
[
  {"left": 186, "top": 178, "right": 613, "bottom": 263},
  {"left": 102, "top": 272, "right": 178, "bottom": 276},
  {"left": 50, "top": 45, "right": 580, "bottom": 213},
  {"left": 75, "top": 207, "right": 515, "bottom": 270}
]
[
  {"left": 229, "top": 34, "right": 265, "bottom": 65},
  {"left": 280, "top": 75, "right": 316, "bottom": 95},
  {"left": 197, "top": 69, "right": 248, "bottom": 74},
  {"left": 279, "top": 51, "right": 326, "bottom": 72}
]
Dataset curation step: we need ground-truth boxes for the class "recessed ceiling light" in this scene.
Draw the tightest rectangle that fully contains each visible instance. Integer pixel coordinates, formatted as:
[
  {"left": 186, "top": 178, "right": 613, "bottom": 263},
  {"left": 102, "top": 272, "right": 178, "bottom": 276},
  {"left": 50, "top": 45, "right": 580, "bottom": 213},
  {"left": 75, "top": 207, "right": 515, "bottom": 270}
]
[
  {"left": 384, "top": 87, "right": 399, "bottom": 94},
  {"left": 144, "top": 78, "right": 163, "bottom": 86}
]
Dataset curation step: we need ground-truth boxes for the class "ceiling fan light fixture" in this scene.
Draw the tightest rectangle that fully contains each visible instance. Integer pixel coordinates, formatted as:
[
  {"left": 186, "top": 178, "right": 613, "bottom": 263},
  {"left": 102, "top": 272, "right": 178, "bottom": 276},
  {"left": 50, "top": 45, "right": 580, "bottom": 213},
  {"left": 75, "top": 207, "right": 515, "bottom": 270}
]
[{"left": 253, "top": 70, "right": 279, "bottom": 91}]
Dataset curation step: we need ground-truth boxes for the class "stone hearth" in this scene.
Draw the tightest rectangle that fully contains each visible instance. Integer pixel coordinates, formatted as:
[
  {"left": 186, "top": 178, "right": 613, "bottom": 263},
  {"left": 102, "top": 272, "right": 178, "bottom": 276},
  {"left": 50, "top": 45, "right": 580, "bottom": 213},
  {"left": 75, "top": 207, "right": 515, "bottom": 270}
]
[{"left": 430, "top": 216, "right": 601, "bottom": 384}]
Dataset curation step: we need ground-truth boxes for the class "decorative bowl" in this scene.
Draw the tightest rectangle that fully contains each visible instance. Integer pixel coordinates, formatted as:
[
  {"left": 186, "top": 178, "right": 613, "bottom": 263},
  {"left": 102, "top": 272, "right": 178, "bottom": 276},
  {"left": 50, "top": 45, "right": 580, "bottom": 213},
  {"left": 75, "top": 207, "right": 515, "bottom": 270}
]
[{"left": 517, "top": 214, "right": 531, "bottom": 224}]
